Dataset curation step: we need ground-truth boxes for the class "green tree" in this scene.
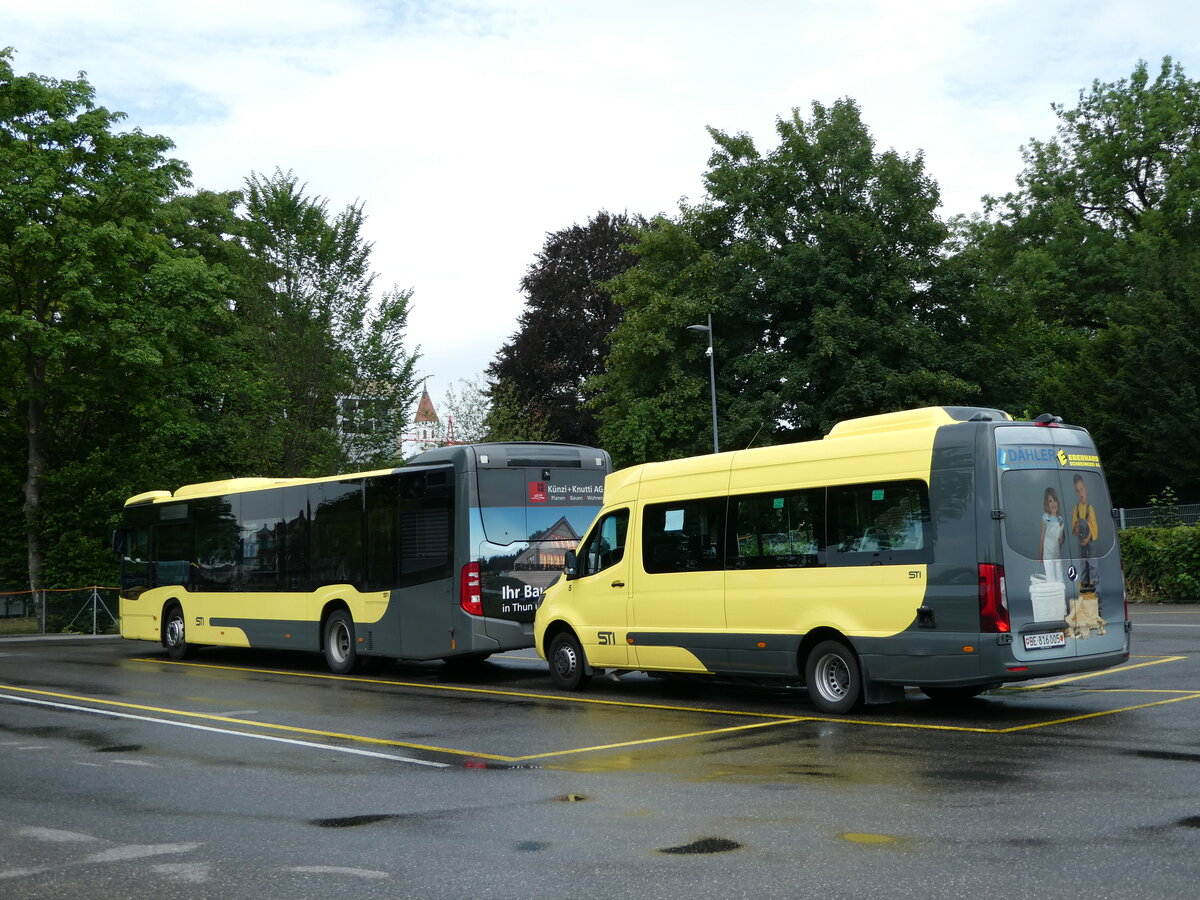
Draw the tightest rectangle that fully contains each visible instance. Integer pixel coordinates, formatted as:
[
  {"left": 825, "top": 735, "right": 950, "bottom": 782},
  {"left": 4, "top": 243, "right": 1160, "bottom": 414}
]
[
  {"left": 970, "top": 58, "right": 1200, "bottom": 503},
  {"left": 484, "top": 381, "right": 557, "bottom": 443},
  {"left": 592, "top": 100, "right": 969, "bottom": 466},
  {"left": 0, "top": 49, "right": 203, "bottom": 593},
  {"left": 486, "top": 211, "right": 644, "bottom": 446},
  {"left": 236, "top": 170, "right": 419, "bottom": 473},
  {"left": 439, "top": 377, "right": 491, "bottom": 444}
]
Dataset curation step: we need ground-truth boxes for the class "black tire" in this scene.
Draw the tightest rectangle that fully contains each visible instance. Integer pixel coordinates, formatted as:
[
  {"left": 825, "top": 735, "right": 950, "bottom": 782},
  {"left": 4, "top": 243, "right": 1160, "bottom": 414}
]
[
  {"left": 162, "top": 603, "right": 198, "bottom": 660},
  {"left": 919, "top": 684, "right": 992, "bottom": 705},
  {"left": 548, "top": 631, "right": 591, "bottom": 691},
  {"left": 804, "top": 639, "right": 864, "bottom": 714},
  {"left": 323, "top": 609, "right": 358, "bottom": 675}
]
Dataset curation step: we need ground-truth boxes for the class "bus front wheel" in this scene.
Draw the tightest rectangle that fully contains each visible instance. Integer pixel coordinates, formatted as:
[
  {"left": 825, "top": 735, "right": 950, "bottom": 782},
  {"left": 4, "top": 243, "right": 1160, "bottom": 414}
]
[
  {"left": 163, "top": 604, "right": 197, "bottom": 661},
  {"left": 548, "top": 631, "right": 591, "bottom": 691},
  {"left": 323, "top": 609, "right": 358, "bottom": 675},
  {"left": 804, "top": 640, "right": 863, "bottom": 714}
]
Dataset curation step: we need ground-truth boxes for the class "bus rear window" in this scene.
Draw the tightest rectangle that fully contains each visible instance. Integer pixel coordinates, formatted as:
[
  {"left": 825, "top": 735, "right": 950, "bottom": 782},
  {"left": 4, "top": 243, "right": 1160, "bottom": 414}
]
[{"left": 476, "top": 469, "right": 605, "bottom": 546}]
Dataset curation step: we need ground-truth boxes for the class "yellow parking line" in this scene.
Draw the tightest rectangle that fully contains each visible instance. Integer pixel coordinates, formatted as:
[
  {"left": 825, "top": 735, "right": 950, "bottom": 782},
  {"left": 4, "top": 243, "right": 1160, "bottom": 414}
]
[
  {"left": 509, "top": 718, "right": 805, "bottom": 761},
  {"left": 1000, "top": 655, "right": 1184, "bottom": 689},
  {"left": 990, "top": 692, "right": 1200, "bottom": 732},
  {"left": 0, "top": 683, "right": 506, "bottom": 761},
  {"left": 101, "top": 652, "right": 1200, "bottom": 760},
  {"left": 132, "top": 657, "right": 790, "bottom": 719}
]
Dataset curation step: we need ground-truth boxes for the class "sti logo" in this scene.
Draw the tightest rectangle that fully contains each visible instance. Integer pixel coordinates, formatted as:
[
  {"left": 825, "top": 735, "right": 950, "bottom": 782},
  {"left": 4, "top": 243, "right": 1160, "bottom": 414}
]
[{"left": 528, "top": 481, "right": 548, "bottom": 503}]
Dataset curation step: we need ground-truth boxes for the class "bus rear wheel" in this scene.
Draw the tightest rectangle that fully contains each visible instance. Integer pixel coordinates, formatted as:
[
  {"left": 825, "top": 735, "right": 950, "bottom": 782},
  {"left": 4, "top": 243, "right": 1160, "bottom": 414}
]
[
  {"left": 323, "top": 609, "right": 358, "bottom": 675},
  {"left": 804, "top": 639, "right": 863, "bottom": 714},
  {"left": 163, "top": 604, "right": 197, "bottom": 661},
  {"left": 548, "top": 631, "right": 591, "bottom": 691}
]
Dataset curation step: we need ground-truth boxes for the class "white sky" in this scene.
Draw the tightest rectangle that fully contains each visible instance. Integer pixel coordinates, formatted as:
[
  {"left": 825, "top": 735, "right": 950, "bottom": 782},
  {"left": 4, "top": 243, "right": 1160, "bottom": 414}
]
[{"left": 4, "top": 1, "right": 1199, "bottom": 409}]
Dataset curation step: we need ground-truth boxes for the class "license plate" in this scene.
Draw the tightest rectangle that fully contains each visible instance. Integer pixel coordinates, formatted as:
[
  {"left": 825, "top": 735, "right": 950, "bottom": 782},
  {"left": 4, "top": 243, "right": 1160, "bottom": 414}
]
[{"left": 1023, "top": 631, "right": 1066, "bottom": 651}]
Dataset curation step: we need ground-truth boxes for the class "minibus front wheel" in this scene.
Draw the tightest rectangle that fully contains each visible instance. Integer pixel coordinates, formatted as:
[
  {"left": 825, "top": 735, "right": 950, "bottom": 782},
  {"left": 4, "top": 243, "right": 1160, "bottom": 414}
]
[
  {"left": 805, "top": 640, "right": 864, "bottom": 714},
  {"left": 548, "top": 630, "right": 592, "bottom": 691}
]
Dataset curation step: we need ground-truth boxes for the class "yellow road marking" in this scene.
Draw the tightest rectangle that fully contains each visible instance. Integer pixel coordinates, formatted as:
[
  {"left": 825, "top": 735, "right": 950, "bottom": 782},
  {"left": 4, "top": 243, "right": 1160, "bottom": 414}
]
[
  {"left": 1000, "top": 655, "right": 1184, "bottom": 689},
  {"left": 988, "top": 693, "right": 1200, "bottom": 732},
  {"left": 132, "top": 657, "right": 787, "bottom": 718},
  {"left": 9, "top": 650, "right": 1185, "bottom": 761},
  {"left": 0, "top": 683, "right": 505, "bottom": 761},
  {"left": 508, "top": 718, "right": 805, "bottom": 761}
]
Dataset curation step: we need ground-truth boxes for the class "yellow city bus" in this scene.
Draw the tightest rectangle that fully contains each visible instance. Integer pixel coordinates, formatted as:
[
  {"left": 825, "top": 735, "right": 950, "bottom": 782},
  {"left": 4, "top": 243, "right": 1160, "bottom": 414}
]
[
  {"left": 534, "top": 407, "right": 1130, "bottom": 713},
  {"left": 116, "top": 443, "right": 609, "bottom": 672}
]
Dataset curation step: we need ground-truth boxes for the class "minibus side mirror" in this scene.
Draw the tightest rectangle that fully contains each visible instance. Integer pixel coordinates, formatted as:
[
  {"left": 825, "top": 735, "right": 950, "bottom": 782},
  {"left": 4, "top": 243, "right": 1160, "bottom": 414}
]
[{"left": 563, "top": 549, "right": 579, "bottom": 581}]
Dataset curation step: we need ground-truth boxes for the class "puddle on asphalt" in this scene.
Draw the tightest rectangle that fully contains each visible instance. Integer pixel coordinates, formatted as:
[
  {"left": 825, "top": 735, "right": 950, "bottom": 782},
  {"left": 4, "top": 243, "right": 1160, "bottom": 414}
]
[
  {"left": 658, "top": 837, "right": 742, "bottom": 855},
  {"left": 311, "top": 814, "right": 400, "bottom": 828}
]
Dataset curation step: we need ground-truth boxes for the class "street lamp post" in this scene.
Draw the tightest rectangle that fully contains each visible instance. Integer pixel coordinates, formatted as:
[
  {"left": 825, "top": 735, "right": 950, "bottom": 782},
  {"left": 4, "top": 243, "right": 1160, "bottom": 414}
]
[{"left": 686, "top": 314, "right": 719, "bottom": 453}]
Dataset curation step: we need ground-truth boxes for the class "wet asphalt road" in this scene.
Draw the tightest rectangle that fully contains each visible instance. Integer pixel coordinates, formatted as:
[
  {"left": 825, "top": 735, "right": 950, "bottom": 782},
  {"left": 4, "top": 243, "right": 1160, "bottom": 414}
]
[{"left": 2, "top": 605, "right": 1199, "bottom": 898}]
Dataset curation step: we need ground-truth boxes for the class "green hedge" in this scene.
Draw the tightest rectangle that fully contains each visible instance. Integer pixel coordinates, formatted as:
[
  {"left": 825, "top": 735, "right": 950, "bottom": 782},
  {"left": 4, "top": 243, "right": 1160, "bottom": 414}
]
[{"left": 1119, "top": 526, "right": 1200, "bottom": 603}]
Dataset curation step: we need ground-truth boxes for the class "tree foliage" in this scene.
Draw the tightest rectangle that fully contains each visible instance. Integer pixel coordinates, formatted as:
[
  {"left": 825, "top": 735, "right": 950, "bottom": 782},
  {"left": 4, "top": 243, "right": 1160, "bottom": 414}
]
[
  {"left": 236, "top": 170, "right": 419, "bottom": 473},
  {"left": 591, "top": 100, "right": 973, "bottom": 466},
  {"left": 486, "top": 211, "right": 644, "bottom": 446},
  {"left": 0, "top": 55, "right": 421, "bottom": 594},
  {"left": 0, "top": 48, "right": 207, "bottom": 591},
  {"left": 971, "top": 57, "right": 1200, "bottom": 503}
]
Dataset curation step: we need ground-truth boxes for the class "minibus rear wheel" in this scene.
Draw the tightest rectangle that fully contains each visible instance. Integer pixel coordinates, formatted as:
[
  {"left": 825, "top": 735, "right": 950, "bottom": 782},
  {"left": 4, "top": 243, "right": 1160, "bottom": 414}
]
[
  {"left": 548, "top": 631, "right": 591, "bottom": 691},
  {"left": 804, "top": 639, "right": 864, "bottom": 714}
]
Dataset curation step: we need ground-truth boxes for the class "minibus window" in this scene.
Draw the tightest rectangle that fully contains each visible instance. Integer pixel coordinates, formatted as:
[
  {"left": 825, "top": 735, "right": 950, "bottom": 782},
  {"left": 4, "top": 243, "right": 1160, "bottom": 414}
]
[
  {"left": 829, "top": 481, "right": 929, "bottom": 556},
  {"left": 579, "top": 509, "right": 629, "bottom": 576},
  {"left": 642, "top": 498, "right": 725, "bottom": 574},
  {"left": 730, "top": 489, "right": 824, "bottom": 569}
]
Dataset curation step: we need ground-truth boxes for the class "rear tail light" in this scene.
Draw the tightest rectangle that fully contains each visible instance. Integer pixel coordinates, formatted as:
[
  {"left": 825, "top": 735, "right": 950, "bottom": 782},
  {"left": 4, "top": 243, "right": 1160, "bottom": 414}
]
[
  {"left": 460, "top": 562, "right": 483, "bottom": 616},
  {"left": 979, "top": 563, "right": 1010, "bottom": 634}
]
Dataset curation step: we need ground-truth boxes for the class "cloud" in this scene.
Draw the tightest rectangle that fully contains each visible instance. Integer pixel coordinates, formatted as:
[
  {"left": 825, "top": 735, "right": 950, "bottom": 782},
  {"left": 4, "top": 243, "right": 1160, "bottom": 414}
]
[{"left": 4, "top": 0, "right": 1200, "bottom": 399}]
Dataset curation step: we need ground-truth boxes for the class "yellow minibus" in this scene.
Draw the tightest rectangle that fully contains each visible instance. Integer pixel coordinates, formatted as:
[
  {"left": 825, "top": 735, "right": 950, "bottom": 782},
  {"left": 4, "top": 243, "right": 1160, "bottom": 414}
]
[{"left": 534, "top": 407, "right": 1129, "bottom": 713}]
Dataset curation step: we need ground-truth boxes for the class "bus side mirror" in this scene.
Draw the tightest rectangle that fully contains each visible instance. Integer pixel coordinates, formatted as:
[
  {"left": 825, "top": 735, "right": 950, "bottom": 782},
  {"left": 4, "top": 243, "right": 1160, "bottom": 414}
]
[
  {"left": 111, "top": 528, "right": 128, "bottom": 555},
  {"left": 563, "top": 549, "right": 579, "bottom": 581}
]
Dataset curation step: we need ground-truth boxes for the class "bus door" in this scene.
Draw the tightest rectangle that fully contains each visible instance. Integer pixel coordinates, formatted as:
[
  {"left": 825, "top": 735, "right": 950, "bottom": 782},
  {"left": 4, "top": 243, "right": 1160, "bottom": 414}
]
[
  {"left": 631, "top": 497, "right": 727, "bottom": 673},
  {"left": 474, "top": 463, "right": 606, "bottom": 636},
  {"left": 995, "top": 426, "right": 1126, "bottom": 662}
]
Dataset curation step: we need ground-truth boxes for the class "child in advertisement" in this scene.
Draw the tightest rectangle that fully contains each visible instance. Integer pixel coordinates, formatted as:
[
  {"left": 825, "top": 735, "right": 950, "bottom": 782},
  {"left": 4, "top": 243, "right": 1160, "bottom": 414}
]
[
  {"left": 1039, "top": 487, "right": 1065, "bottom": 584},
  {"left": 1066, "top": 473, "right": 1106, "bottom": 639}
]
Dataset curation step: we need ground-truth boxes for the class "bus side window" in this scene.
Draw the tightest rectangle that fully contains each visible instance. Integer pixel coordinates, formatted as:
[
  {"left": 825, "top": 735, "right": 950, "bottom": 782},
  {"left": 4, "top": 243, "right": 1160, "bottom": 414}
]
[
  {"left": 828, "top": 481, "right": 929, "bottom": 561},
  {"left": 282, "top": 485, "right": 309, "bottom": 592},
  {"left": 239, "top": 489, "right": 284, "bottom": 592},
  {"left": 310, "top": 481, "right": 365, "bottom": 588},
  {"left": 580, "top": 510, "right": 629, "bottom": 576},
  {"left": 398, "top": 469, "right": 453, "bottom": 586},
  {"left": 152, "top": 521, "right": 194, "bottom": 589},
  {"left": 120, "top": 524, "right": 152, "bottom": 591}
]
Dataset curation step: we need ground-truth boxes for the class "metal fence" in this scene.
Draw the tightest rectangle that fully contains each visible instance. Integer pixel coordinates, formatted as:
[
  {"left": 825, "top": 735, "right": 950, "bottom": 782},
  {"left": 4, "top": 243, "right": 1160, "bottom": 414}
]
[
  {"left": 1117, "top": 504, "right": 1200, "bottom": 529},
  {"left": 0, "top": 587, "right": 119, "bottom": 636}
]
